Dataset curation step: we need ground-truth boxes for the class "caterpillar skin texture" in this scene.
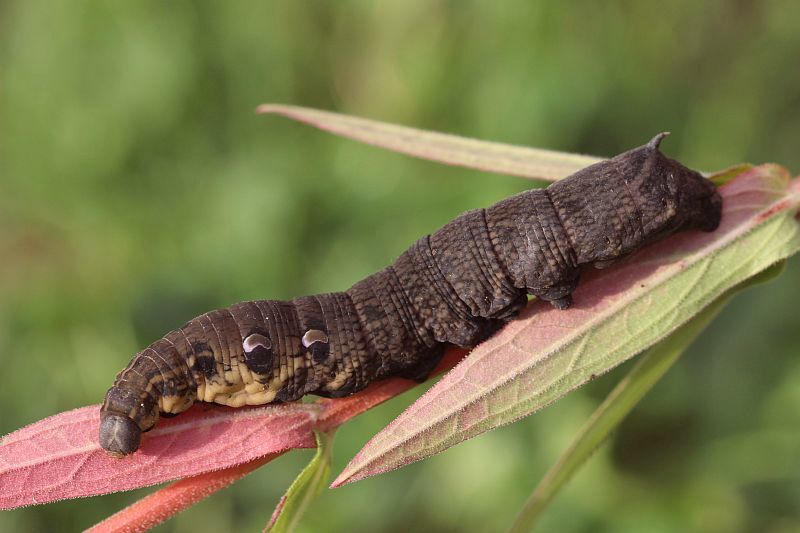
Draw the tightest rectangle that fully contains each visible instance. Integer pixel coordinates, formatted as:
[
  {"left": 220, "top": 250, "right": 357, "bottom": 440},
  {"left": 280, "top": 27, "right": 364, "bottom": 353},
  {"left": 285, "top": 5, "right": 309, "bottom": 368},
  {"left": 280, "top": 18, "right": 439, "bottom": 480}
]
[{"left": 100, "top": 133, "right": 722, "bottom": 457}]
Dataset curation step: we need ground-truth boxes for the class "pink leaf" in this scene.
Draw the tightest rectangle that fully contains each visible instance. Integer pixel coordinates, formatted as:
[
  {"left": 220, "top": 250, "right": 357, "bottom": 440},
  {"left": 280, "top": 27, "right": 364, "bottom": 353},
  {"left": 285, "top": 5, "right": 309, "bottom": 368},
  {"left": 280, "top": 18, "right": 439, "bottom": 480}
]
[
  {"left": 85, "top": 453, "right": 282, "bottom": 533},
  {"left": 0, "top": 403, "right": 317, "bottom": 509},
  {"left": 332, "top": 166, "right": 800, "bottom": 486}
]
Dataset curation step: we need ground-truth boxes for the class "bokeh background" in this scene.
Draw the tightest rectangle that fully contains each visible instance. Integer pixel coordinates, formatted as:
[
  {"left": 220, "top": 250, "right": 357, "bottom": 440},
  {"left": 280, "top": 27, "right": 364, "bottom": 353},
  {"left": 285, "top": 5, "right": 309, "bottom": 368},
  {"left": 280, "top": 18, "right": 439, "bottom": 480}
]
[{"left": 2, "top": 1, "right": 800, "bottom": 532}]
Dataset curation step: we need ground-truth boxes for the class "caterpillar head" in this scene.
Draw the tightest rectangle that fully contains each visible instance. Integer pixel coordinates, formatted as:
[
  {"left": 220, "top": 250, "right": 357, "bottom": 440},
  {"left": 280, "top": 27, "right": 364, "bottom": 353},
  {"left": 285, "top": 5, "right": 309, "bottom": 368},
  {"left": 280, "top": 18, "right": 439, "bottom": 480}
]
[
  {"left": 630, "top": 132, "right": 722, "bottom": 239},
  {"left": 99, "top": 381, "right": 159, "bottom": 457},
  {"left": 99, "top": 412, "right": 143, "bottom": 458},
  {"left": 550, "top": 133, "right": 722, "bottom": 269}
]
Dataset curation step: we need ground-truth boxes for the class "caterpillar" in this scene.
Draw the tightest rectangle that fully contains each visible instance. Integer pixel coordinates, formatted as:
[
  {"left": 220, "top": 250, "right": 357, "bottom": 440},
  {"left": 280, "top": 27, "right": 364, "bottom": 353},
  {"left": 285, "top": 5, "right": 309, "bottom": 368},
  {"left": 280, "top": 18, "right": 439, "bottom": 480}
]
[{"left": 100, "top": 133, "right": 722, "bottom": 457}]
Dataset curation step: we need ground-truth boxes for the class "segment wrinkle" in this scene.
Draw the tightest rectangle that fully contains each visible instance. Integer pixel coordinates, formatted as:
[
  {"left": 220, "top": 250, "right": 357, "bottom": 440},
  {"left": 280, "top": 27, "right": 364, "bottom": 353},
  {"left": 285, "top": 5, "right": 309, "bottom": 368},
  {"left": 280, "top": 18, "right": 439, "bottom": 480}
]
[
  {"left": 544, "top": 188, "right": 578, "bottom": 267},
  {"left": 387, "top": 265, "right": 431, "bottom": 347},
  {"left": 480, "top": 208, "right": 519, "bottom": 296}
]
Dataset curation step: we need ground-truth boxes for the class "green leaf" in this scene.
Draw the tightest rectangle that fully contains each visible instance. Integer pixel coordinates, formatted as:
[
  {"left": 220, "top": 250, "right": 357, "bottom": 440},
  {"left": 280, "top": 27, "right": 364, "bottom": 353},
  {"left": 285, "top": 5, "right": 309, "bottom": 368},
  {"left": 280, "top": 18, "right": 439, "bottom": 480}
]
[
  {"left": 708, "top": 163, "right": 755, "bottom": 186},
  {"left": 266, "top": 430, "right": 335, "bottom": 533},
  {"left": 508, "top": 260, "right": 788, "bottom": 532},
  {"left": 258, "top": 104, "right": 603, "bottom": 181}
]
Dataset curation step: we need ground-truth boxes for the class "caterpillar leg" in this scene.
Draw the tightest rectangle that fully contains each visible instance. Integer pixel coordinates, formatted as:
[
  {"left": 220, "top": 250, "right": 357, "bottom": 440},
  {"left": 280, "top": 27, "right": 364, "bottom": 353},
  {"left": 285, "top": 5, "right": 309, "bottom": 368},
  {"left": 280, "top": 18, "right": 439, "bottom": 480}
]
[
  {"left": 397, "top": 346, "right": 446, "bottom": 383},
  {"left": 548, "top": 295, "right": 573, "bottom": 310},
  {"left": 533, "top": 275, "right": 580, "bottom": 310}
]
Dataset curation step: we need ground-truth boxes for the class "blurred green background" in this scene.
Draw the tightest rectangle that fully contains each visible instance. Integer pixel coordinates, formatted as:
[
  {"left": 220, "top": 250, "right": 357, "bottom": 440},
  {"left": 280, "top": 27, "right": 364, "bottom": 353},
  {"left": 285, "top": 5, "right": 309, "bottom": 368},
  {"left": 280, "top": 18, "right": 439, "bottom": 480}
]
[{"left": 2, "top": 1, "right": 800, "bottom": 531}]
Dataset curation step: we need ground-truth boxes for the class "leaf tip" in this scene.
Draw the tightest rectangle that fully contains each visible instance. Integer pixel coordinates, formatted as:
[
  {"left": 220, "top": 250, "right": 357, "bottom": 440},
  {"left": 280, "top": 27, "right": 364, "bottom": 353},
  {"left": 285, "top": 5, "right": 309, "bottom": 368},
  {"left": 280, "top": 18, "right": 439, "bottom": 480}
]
[
  {"left": 256, "top": 103, "right": 299, "bottom": 117},
  {"left": 256, "top": 103, "right": 281, "bottom": 115},
  {"left": 329, "top": 471, "right": 355, "bottom": 489},
  {"left": 266, "top": 494, "right": 287, "bottom": 530},
  {"left": 330, "top": 453, "right": 385, "bottom": 488}
]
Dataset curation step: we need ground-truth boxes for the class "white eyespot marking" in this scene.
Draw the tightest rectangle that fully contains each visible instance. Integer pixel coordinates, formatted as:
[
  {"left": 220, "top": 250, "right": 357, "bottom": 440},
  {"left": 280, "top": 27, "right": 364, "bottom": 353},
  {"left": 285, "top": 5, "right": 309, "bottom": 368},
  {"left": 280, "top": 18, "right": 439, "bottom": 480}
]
[
  {"left": 243, "top": 333, "right": 271, "bottom": 354},
  {"left": 302, "top": 329, "right": 328, "bottom": 348}
]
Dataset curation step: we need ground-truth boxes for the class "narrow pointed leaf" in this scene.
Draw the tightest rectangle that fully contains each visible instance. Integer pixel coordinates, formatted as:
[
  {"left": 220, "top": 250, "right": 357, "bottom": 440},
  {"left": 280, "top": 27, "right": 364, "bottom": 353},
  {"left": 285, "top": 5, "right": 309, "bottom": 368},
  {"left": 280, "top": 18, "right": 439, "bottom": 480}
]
[
  {"left": 509, "top": 261, "right": 787, "bottom": 532},
  {"left": 257, "top": 104, "right": 602, "bottom": 181},
  {"left": 86, "top": 452, "right": 283, "bottom": 533},
  {"left": 333, "top": 165, "right": 800, "bottom": 486},
  {"left": 0, "top": 403, "right": 318, "bottom": 509},
  {"left": 266, "top": 431, "right": 335, "bottom": 533}
]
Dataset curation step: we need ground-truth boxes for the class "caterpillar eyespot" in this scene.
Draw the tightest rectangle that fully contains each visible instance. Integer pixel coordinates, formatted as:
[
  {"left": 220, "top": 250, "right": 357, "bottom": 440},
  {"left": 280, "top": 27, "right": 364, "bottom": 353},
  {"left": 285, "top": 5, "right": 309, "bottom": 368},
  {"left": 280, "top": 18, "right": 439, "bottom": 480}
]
[
  {"left": 243, "top": 333, "right": 271, "bottom": 353},
  {"left": 99, "top": 133, "right": 723, "bottom": 457},
  {"left": 301, "top": 329, "right": 329, "bottom": 348}
]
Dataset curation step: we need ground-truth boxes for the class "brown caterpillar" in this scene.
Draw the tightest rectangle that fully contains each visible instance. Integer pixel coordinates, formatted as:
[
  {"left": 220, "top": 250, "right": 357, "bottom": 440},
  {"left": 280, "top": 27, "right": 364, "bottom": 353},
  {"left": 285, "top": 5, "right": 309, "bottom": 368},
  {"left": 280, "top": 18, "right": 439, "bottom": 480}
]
[{"left": 100, "top": 133, "right": 722, "bottom": 457}]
